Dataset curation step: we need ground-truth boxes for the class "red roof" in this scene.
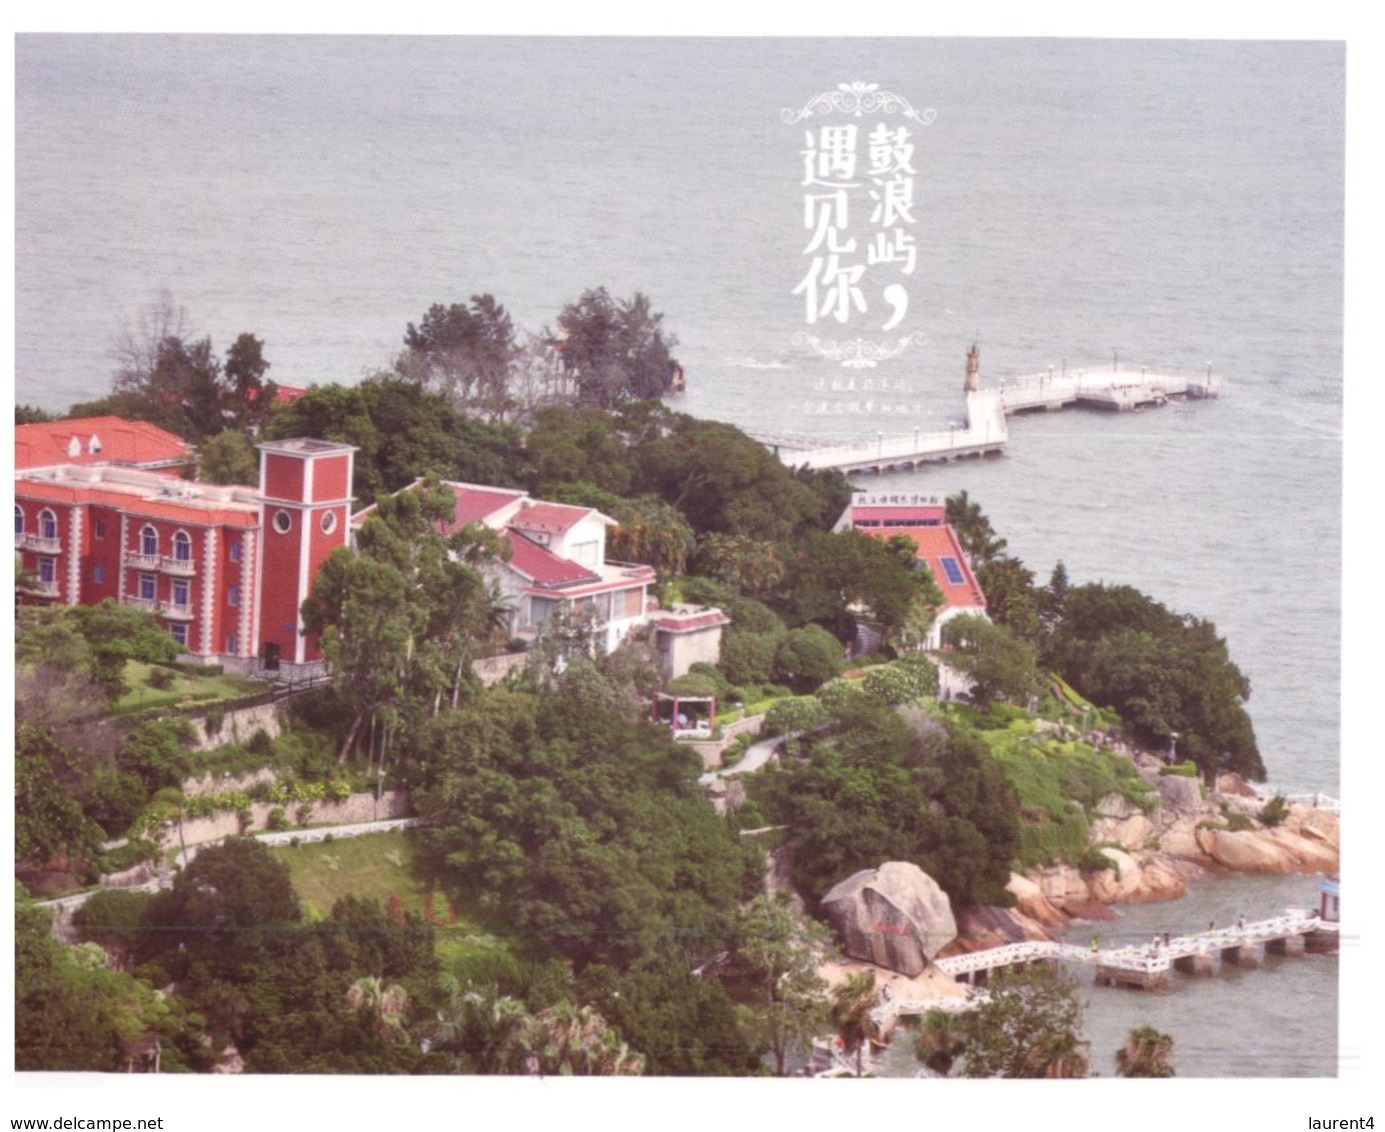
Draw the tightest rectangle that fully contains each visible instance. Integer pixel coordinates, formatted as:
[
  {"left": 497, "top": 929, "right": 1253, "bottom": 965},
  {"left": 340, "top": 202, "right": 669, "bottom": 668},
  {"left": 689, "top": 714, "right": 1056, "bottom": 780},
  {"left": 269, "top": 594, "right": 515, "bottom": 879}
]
[
  {"left": 15, "top": 416, "right": 192, "bottom": 470},
  {"left": 502, "top": 530, "right": 601, "bottom": 589},
  {"left": 441, "top": 484, "right": 527, "bottom": 532},
  {"left": 15, "top": 478, "right": 258, "bottom": 528},
  {"left": 510, "top": 500, "right": 601, "bottom": 536},
  {"left": 654, "top": 610, "right": 731, "bottom": 633},
  {"left": 871, "top": 525, "right": 987, "bottom": 612}
]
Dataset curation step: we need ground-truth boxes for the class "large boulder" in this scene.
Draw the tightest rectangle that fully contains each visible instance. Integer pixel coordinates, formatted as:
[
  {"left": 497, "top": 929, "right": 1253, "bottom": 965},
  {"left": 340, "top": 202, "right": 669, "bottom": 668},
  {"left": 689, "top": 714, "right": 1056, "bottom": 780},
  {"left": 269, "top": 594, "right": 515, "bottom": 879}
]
[
  {"left": 821, "top": 862, "right": 957, "bottom": 976},
  {"left": 1157, "top": 774, "right": 1204, "bottom": 815},
  {"left": 945, "top": 903, "right": 1059, "bottom": 955}
]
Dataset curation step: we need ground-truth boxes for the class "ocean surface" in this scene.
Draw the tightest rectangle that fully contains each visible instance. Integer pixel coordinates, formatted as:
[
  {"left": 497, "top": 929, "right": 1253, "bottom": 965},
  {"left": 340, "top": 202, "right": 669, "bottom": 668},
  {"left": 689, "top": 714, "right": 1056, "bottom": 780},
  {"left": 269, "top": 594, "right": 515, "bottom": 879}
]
[{"left": 13, "top": 36, "right": 1345, "bottom": 1078}]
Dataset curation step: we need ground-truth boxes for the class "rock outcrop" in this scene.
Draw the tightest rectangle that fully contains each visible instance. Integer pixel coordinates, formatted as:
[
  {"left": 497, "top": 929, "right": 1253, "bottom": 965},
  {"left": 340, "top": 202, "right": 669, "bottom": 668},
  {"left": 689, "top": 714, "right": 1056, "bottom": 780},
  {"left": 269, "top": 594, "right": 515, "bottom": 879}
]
[
  {"left": 1010, "top": 792, "right": 1339, "bottom": 935},
  {"left": 821, "top": 862, "right": 957, "bottom": 976}
]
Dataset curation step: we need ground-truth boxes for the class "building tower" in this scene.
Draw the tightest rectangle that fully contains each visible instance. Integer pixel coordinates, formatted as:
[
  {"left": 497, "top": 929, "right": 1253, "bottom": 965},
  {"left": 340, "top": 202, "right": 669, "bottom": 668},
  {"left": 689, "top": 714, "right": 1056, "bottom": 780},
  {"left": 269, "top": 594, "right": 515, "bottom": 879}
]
[
  {"left": 255, "top": 438, "right": 356, "bottom": 667},
  {"left": 965, "top": 342, "right": 980, "bottom": 393}
]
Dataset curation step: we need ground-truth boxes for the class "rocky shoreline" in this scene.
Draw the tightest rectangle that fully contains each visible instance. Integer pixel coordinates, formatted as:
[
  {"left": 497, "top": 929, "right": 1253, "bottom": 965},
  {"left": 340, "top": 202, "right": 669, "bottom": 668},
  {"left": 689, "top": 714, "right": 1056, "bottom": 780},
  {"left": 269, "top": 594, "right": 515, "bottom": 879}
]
[{"left": 950, "top": 755, "right": 1340, "bottom": 953}]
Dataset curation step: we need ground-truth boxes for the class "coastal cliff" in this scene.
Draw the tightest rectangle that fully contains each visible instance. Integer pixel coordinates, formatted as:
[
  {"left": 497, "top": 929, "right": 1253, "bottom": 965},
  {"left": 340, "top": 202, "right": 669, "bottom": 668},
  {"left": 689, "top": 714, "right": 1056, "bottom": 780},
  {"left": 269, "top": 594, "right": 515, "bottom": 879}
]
[{"left": 997, "top": 763, "right": 1338, "bottom": 942}]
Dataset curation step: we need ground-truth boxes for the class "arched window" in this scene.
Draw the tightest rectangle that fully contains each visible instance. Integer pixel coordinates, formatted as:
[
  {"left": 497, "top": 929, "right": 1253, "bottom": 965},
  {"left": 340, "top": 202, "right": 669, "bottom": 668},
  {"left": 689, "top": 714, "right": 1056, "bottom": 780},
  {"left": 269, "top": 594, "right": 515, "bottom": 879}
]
[
  {"left": 39, "top": 509, "right": 58, "bottom": 541},
  {"left": 172, "top": 530, "right": 192, "bottom": 562},
  {"left": 141, "top": 525, "right": 159, "bottom": 557},
  {"left": 14, "top": 506, "right": 23, "bottom": 537}
]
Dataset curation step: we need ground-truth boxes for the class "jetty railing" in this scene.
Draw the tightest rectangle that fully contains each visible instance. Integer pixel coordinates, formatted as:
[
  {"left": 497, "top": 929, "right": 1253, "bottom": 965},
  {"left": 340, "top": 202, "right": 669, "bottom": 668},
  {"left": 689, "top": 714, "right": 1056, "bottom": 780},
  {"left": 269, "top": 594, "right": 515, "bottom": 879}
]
[{"left": 865, "top": 909, "right": 1326, "bottom": 1023}]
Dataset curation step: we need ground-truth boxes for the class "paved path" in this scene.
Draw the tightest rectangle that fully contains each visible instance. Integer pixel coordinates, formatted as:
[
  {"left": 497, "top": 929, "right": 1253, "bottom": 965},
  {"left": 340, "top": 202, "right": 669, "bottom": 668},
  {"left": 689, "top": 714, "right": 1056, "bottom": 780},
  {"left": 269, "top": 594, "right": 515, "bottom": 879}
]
[{"left": 697, "top": 733, "right": 785, "bottom": 787}]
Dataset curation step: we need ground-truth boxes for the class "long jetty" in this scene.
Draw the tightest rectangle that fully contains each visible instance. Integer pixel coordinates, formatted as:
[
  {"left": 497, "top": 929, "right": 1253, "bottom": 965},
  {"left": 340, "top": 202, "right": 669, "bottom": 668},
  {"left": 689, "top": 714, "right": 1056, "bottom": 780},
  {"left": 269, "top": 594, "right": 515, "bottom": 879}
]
[
  {"left": 758, "top": 360, "right": 1221, "bottom": 475},
  {"left": 869, "top": 908, "right": 1334, "bottom": 1030}
]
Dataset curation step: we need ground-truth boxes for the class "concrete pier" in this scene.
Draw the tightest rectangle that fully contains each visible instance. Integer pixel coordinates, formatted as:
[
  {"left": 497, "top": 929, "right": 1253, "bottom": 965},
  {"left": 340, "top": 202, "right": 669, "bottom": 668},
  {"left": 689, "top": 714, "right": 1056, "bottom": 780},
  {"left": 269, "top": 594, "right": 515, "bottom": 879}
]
[
  {"left": 763, "top": 360, "right": 1221, "bottom": 474},
  {"left": 1268, "top": 934, "right": 1306, "bottom": 957},
  {"left": 1174, "top": 952, "right": 1215, "bottom": 976},
  {"left": 1222, "top": 942, "right": 1263, "bottom": 968}
]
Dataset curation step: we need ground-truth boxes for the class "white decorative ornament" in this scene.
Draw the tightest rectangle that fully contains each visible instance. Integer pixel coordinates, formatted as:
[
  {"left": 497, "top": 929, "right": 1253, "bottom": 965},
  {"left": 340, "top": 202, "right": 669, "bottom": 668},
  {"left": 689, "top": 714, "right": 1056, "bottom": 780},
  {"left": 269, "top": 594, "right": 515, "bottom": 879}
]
[
  {"left": 792, "top": 331, "right": 929, "bottom": 369},
  {"left": 782, "top": 82, "right": 937, "bottom": 125}
]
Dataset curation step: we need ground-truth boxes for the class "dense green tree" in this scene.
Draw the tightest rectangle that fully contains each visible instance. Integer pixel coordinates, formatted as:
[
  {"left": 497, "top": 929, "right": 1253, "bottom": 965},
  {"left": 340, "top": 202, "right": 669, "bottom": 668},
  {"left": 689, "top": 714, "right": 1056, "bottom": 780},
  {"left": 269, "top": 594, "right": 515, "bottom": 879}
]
[
  {"left": 198, "top": 428, "right": 259, "bottom": 486},
  {"left": 752, "top": 701, "right": 1017, "bottom": 908},
  {"left": 141, "top": 839, "right": 302, "bottom": 974},
  {"left": 773, "top": 625, "right": 844, "bottom": 692},
  {"left": 607, "top": 495, "right": 698, "bottom": 578},
  {"left": 777, "top": 529, "right": 921, "bottom": 638},
  {"left": 301, "top": 475, "right": 506, "bottom": 760},
  {"left": 265, "top": 376, "right": 524, "bottom": 505},
  {"left": 74, "top": 890, "right": 152, "bottom": 971},
  {"left": 915, "top": 1008, "right": 969, "bottom": 1076},
  {"left": 223, "top": 332, "right": 277, "bottom": 430},
  {"left": 941, "top": 613, "right": 1042, "bottom": 708},
  {"left": 1116, "top": 1024, "right": 1176, "bottom": 1077},
  {"left": 829, "top": 970, "right": 877, "bottom": 1077},
  {"left": 16, "top": 403, "right": 54, "bottom": 424},
  {"left": 551, "top": 287, "right": 679, "bottom": 406},
  {"left": 974, "top": 555, "right": 1042, "bottom": 644},
  {"left": 74, "top": 601, "right": 179, "bottom": 694},
  {"left": 397, "top": 296, "right": 519, "bottom": 418},
  {"left": 1048, "top": 583, "right": 1262, "bottom": 781},
  {"left": 734, "top": 893, "right": 831, "bottom": 1077},
  {"left": 693, "top": 533, "right": 786, "bottom": 597},
  {"left": 945, "top": 490, "right": 1008, "bottom": 566},
  {"left": 415, "top": 685, "right": 742, "bottom": 972},
  {"left": 15, "top": 724, "right": 106, "bottom": 865},
  {"left": 576, "top": 959, "right": 761, "bottom": 1076},
  {"left": 17, "top": 890, "right": 204, "bottom": 1072},
  {"left": 959, "top": 964, "right": 1089, "bottom": 1078}
]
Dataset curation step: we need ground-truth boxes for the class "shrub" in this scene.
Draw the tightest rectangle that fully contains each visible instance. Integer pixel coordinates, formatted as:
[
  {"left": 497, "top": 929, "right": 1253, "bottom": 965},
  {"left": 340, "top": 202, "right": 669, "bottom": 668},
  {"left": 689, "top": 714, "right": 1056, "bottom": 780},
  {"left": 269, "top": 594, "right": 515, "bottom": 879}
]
[
  {"left": 266, "top": 807, "right": 290, "bottom": 832},
  {"left": 1260, "top": 794, "right": 1290, "bottom": 828},
  {"left": 146, "top": 667, "right": 177, "bottom": 691},
  {"left": 1159, "top": 760, "right": 1199, "bottom": 778},
  {"left": 1076, "top": 845, "right": 1118, "bottom": 877},
  {"left": 773, "top": 625, "right": 844, "bottom": 692},
  {"left": 668, "top": 672, "right": 719, "bottom": 698},
  {"left": 687, "top": 662, "right": 733, "bottom": 701},
  {"left": 247, "top": 729, "right": 274, "bottom": 758},
  {"left": 762, "top": 696, "right": 829, "bottom": 738},
  {"left": 203, "top": 706, "right": 226, "bottom": 741},
  {"left": 817, "top": 677, "right": 864, "bottom": 717},
  {"left": 862, "top": 662, "right": 932, "bottom": 705}
]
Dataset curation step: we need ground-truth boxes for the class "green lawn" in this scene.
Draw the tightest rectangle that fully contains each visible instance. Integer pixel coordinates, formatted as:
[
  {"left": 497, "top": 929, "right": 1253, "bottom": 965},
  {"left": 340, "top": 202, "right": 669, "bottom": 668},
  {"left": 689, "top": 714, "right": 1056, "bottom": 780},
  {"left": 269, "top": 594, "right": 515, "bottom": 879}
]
[
  {"left": 114, "top": 661, "right": 268, "bottom": 715},
  {"left": 270, "top": 831, "right": 451, "bottom": 919},
  {"left": 271, "top": 830, "right": 519, "bottom": 978}
]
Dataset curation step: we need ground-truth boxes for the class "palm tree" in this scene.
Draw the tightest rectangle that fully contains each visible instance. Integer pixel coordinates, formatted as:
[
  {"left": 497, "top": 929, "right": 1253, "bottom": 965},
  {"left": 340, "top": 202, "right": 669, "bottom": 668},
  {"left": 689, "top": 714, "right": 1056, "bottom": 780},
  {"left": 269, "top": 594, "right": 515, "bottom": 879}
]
[
  {"left": 346, "top": 975, "right": 409, "bottom": 1041},
  {"left": 1025, "top": 1029, "right": 1091, "bottom": 1078},
  {"left": 429, "top": 978, "right": 530, "bottom": 1074},
  {"left": 829, "top": 971, "right": 877, "bottom": 1077},
  {"left": 1116, "top": 1025, "right": 1176, "bottom": 1077},
  {"left": 915, "top": 1009, "right": 969, "bottom": 1077},
  {"left": 523, "top": 1002, "right": 645, "bottom": 1076}
]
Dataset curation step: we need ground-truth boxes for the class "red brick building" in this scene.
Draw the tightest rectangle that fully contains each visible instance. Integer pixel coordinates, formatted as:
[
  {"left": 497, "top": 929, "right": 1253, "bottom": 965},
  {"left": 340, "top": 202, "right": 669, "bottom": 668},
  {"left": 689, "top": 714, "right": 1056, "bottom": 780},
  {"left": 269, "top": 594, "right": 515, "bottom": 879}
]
[{"left": 15, "top": 419, "right": 354, "bottom": 669}]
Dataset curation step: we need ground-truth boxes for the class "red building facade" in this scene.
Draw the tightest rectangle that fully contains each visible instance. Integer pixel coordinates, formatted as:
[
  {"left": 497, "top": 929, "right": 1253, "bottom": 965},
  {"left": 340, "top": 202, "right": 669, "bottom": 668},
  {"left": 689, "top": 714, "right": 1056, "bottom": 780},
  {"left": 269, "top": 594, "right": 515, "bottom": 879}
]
[{"left": 15, "top": 423, "right": 355, "bottom": 669}]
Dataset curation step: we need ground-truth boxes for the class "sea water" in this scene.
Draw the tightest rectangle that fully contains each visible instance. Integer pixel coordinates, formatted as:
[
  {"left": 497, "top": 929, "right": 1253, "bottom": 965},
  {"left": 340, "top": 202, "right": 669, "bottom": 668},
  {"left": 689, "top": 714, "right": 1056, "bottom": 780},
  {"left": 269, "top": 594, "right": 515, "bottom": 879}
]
[{"left": 14, "top": 35, "right": 1344, "bottom": 1076}]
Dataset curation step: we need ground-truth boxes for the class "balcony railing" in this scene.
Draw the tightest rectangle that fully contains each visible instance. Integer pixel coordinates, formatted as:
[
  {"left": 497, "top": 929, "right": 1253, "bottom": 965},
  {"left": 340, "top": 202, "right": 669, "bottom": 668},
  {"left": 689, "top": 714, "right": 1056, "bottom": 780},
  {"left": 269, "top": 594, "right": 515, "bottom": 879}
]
[
  {"left": 28, "top": 578, "right": 61, "bottom": 597},
  {"left": 23, "top": 533, "right": 62, "bottom": 554},
  {"left": 161, "top": 555, "right": 195, "bottom": 576},
  {"left": 124, "top": 596, "right": 158, "bottom": 613},
  {"left": 124, "top": 551, "right": 160, "bottom": 571},
  {"left": 160, "top": 601, "right": 195, "bottom": 621}
]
